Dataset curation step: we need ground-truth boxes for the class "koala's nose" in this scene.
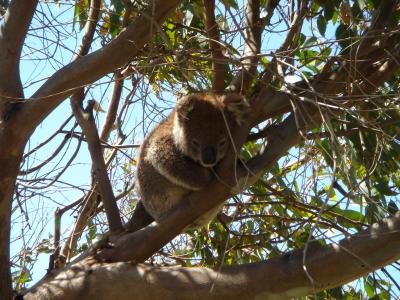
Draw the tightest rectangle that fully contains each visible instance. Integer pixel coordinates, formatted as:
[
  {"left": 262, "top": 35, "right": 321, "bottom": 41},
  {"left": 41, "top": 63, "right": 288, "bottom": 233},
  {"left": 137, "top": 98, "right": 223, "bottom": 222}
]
[{"left": 201, "top": 147, "right": 216, "bottom": 166}]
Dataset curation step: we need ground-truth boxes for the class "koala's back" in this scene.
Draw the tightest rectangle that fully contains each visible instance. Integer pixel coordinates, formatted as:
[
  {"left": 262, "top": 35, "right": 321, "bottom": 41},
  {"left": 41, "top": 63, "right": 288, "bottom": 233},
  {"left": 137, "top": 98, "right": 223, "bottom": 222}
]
[{"left": 136, "top": 116, "right": 192, "bottom": 220}]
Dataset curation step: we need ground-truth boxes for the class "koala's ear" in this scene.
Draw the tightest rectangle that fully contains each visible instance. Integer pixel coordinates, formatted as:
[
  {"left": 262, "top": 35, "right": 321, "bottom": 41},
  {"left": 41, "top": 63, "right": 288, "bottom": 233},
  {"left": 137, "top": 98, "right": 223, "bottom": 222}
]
[
  {"left": 176, "top": 95, "right": 196, "bottom": 119},
  {"left": 221, "top": 93, "right": 250, "bottom": 125}
]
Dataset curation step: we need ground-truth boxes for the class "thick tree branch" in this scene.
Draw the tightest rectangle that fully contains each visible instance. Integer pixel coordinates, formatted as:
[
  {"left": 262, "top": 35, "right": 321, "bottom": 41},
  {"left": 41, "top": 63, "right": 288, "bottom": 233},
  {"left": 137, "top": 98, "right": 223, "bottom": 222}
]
[
  {"left": 0, "top": 1, "right": 38, "bottom": 298},
  {"left": 63, "top": 77, "right": 129, "bottom": 258},
  {"left": 25, "top": 212, "right": 400, "bottom": 300},
  {"left": 243, "top": 35, "right": 400, "bottom": 185},
  {"left": 204, "top": 0, "right": 225, "bottom": 91},
  {"left": 0, "top": 144, "right": 23, "bottom": 300},
  {"left": 16, "top": 0, "right": 181, "bottom": 138},
  {"left": 0, "top": 0, "right": 37, "bottom": 112}
]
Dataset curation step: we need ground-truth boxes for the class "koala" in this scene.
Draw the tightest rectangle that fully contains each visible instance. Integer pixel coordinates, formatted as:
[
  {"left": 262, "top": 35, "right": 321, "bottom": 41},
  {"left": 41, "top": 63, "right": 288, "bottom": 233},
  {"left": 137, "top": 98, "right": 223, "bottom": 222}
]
[{"left": 126, "top": 92, "right": 247, "bottom": 231}]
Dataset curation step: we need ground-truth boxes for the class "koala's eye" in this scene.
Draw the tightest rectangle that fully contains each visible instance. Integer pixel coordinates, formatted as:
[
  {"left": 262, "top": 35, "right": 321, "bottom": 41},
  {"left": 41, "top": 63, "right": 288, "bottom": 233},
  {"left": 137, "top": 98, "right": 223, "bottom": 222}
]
[
  {"left": 218, "top": 138, "right": 228, "bottom": 148},
  {"left": 191, "top": 139, "right": 201, "bottom": 149}
]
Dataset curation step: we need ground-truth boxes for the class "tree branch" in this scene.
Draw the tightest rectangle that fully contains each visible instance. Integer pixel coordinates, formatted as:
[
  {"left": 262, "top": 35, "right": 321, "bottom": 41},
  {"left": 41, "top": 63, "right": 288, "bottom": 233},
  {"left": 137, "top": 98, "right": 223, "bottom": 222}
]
[
  {"left": 99, "top": 73, "right": 124, "bottom": 141},
  {"left": 66, "top": 0, "right": 124, "bottom": 245},
  {"left": 0, "top": 1, "right": 38, "bottom": 298},
  {"left": 73, "top": 0, "right": 101, "bottom": 60},
  {"left": 229, "top": 0, "right": 266, "bottom": 93},
  {"left": 70, "top": 0, "right": 122, "bottom": 232},
  {"left": 65, "top": 0, "right": 121, "bottom": 254},
  {"left": 243, "top": 34, "right": 400, "bottom": 186},
  {"left": 247, "top": 119, "right": 400, "bottom": 142},
  {"left": 0, "top": 0, "right": 37, "bottom": 102},
  {"left": 17, "top": 0, "right": 181, "bottom": 139},
  {"left": 62, "top": 0, "right": 138, "bottom": 257},
  {"left": 204, "top": 0, "right": 225, "bottom": 91},
  {"left": 25, "top": 212, "right": 400, "bottom": 300},
  {"left": 0, "top": 0, "right": 37, "bottom": 121},
  {"left": 71, "top": 98, "right": 123, "bottom": 233}
]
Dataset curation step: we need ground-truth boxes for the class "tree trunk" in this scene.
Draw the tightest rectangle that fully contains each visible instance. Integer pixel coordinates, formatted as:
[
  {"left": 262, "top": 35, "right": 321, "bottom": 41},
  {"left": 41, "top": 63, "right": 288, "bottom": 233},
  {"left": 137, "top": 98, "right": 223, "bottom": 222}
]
[{"left": 0, "top": 129, "right": 25, "bottom": 300}]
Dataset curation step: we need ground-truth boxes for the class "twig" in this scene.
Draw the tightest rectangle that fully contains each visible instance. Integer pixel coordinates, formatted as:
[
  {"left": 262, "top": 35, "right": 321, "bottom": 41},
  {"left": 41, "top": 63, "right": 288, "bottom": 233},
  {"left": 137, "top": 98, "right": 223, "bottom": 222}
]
[{"left": 71, "top": 98, "right": 122, "bottom": 233}]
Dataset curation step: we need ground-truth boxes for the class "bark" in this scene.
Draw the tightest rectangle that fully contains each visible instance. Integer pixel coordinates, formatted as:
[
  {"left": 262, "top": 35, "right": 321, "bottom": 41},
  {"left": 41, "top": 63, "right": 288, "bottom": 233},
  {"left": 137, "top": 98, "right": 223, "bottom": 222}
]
[
  {"left": 0, "top": 1, "right": 38, "bottom": 298},
  {"left": 0, "top": 0, "right": 37, "bottom": 114},
  {"left": 0, "top": 139, "right": 24, "bottom": 300},
  {"left": 24, "top": 212, "right": 400, "bottom": 300},
  {"left": 71, "top": 98, "right": 123, "bottom": 232},
  {"left": 204, "top": 0, "right": 226, "bottom": 91}
]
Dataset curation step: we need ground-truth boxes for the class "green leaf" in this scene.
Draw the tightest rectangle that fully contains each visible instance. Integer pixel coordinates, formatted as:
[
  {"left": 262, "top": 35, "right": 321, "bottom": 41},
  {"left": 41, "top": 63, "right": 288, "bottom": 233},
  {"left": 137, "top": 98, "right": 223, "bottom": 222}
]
[
  {"left": 388, "top": 200, "right": 399, "bottom": 215},
  {"left": 16, "top": 271, "right": 31, "bottom": 284},
  {"left": 221, "top": 0, "right": 239, "bottom": 10},
  {"left": 324, "top": 1, "right": 335, "bottom": 20},
  {"left": 364, "top": 279, "right": 375, "bottom": 297},
  {"left": 202, "top": 246, "right": 214, "bottom": 265},
  {"left": 351, "top": 1, "right": 363, "bottom": 19},
  {"left": 335, "top": 23, "right": 357, "bottom": 51},
  {"left": 368, "top": 0, "right": 381, "bottom": 9},
  {"left": 298, "top": 49, "right": 319, "bottom": 65},
  {"left": 298, "top": 32, "right": 306, "bottom": 46},
  {"left": 317, "top": 15, "right": 327, "bottom": 36},
  {"left": 342, "top": 209, "right": 363, "bottom": 222},
  {"left": 303, "top": 36, "right": 318, "bottom": 47},
  {"left": 306, "top": 65, "right": 319, "bottom": 73},
  {"left": 109, "top": 12, "right": 121, "bottom": 37},
  {"left": 375, "top": 181, "right": 398, "bottom": 196}
]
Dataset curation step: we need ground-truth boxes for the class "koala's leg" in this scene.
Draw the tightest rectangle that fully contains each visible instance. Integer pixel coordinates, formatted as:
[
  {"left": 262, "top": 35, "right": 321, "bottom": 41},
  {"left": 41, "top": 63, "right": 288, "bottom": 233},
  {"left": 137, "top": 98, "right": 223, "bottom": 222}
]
[{"left": 124, "top": 201, "right": 154, "bottom": 232}]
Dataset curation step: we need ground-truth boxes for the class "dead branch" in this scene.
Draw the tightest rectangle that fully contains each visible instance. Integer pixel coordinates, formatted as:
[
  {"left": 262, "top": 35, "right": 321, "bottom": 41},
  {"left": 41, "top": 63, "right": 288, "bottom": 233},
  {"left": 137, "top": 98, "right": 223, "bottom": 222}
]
[{"left": 63, "top": 4, "right": 142, "bottom": 258}]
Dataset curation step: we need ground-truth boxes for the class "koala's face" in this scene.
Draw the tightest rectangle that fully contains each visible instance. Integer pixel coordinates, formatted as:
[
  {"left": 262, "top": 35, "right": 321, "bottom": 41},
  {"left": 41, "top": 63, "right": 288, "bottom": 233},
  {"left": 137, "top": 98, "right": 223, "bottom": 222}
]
[{"left": 173, "top": 94, "right": 232, "bottom": 168}]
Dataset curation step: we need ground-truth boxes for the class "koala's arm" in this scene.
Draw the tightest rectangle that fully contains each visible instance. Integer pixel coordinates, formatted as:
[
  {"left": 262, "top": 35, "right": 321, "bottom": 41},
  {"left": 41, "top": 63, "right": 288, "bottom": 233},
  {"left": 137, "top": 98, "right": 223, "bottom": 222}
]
[{"left": 145, "top": 135, "right": 213, "bottom": 191}]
